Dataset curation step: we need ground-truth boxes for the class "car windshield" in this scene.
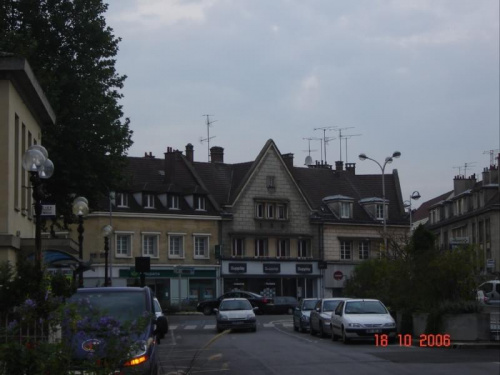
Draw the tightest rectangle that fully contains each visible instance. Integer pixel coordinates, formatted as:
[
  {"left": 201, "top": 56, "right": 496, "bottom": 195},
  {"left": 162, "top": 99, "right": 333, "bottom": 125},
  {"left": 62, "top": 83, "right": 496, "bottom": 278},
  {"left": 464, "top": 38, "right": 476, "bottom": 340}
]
[
  {"left": 68, "top": 291, "right": 147, "bottom": 322},
  {"left": 344, "top": 301, "right": 387, "bottom": 314},
  {"left": 220, "top": 300, "right": 252, "bottom": 311},
  {"left": 302, "top": 300, "right": 317, "bottom": 310},
  {"left": 323, "top": 300, "right": 342, "bottom": 312}
]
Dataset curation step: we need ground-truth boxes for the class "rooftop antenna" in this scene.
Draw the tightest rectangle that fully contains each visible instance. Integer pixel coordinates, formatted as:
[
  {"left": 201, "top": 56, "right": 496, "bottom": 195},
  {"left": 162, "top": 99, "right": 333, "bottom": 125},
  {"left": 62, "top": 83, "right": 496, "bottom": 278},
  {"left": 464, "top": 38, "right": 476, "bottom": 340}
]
[
  {"left": 341, "top": 133, "right": 362, "bottom": 163},
  {"left": 453, "top": 161, "right": 476, "bottom": 178},
  {"left": 302, "top": 137, "right": 319, "bottom": 165},
  {"left": 332, "top": 127, "right": 354, "bottom": 162},
  {"left": 483, "top": 149, "right": 500, "bottom": 166},
  {"left": 201, "top": 114, "right": 217, "bottom": 162},
  {"left": 313, "top": 126, "right": 337, "bottom": 164}
]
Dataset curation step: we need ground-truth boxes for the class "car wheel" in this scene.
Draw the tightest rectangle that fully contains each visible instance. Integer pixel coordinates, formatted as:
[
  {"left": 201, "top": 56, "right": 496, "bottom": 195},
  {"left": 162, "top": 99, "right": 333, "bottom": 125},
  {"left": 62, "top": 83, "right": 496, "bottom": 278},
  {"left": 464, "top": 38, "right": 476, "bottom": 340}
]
[
  {"left": 203, "top": 306, "right": 212, "bottom": 315},
  {"left": 216, "top": 325, "right": 223, "bottom": 333},
  {"left": 331, "top": 325, "right": 338, "bottom": 341},
  {"left": 293, "top": 321, "right": 299, "bottom": 331},
  {"left": 310, "top": 323, "right": 316, "bottom": 336},
  {"left": 342, "top": 327, "right": 350, "bottom": 344}
]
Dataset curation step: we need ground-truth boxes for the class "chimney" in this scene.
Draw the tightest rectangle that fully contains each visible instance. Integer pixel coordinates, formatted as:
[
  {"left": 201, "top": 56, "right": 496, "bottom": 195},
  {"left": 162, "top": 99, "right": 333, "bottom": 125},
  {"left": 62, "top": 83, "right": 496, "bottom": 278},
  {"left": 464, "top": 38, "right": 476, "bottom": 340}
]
[
  {"left": 345, "top": 163, "right": 356, "bottom": 174},
  {"left": 164, "top": 147, "right": 175, "bottom": 182},
  {"left": 185, "top": 143, "right": 194, "bottom": 162},
  {"left": 453, "top": 173, "right": 476, "bottom": 195},
  {"left": 210, "top": 146, "right": 224, "bottom": 163},
  {"left": 282, "top": 153, "right": 294, "bottom": 169},
  {"left": 335, "top": 161, "right": 344, "bottom": 172}
]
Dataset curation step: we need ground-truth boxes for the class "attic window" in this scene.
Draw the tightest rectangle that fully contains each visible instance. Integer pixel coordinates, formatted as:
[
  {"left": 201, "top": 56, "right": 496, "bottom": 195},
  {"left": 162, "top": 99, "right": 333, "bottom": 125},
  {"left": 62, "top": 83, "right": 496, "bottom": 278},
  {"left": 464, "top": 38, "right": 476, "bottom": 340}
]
[
  {"left": 266, "top": 176, "right": 275, "bottom": 190},
  {"left": 145, "top": 194, "right": 155, "bottom": 209}
]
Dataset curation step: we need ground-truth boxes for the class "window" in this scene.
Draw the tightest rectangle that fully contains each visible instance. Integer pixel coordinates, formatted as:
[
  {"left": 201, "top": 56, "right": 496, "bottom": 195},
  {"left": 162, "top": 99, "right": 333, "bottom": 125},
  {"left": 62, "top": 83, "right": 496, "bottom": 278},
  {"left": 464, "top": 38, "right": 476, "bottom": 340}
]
[
  {"left": 195, "top": 196, "right": 206, "bottom": 211},
  {"left": 298, "top": 239, "right": 310, "bottom": 258},
  {"left": 340, "top": 202, "right": 352, "bottom": 218},
  {"left": 376, "top": 204, "right": 384, "bottom": 220},
  {"left": 359, "top": 241, "right": 369, "bottom": 260},
  {"left": 232, "top": 238, "right": 245, "bottom": 257},
  {"left": 116, "top": 193, "right": 129, "bottom": 208},
  {"left": 144, "top": 194, "right": 155, "bottom": 209},
  {"left": 340, "top": 241, "right": 352, "bottom": 260},
  {"left": 169, "top": 194, "right": 180, "bottom": 209},
  {"left": 277, "top": 204, "right": 287, "bottom": 220},
  {"left": 266, "top": 176, "right": 275, "bottom": 189},
  {"left": 194, "top": 235, "right": 209, "bottom": 259},
  {"left": 255, "top": 203, "right": 264, "bottom": 218},
  {"left": 255, "top": 239, "right": 268, "bottom": 257},
  {"left": 142, "top": 233, "right": 159, "bottom": 258},
  {"left": 267, "top": 204, "right": 275, "bottom": 219},
  {"left": 168, "top": 234, "right": 185, "bottom": 258},
  {"left": 277, "top": 239, "right": 290, "bottom": 258},
  {"left": 116, "top": 233, "right": 133, "bottom": 257}
]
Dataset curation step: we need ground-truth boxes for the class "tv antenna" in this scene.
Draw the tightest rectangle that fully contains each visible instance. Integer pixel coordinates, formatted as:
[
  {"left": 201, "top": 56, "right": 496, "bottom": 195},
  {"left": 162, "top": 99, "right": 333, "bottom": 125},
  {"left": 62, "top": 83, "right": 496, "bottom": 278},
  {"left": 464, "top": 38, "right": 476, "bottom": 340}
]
[
  {"left": 201, "top": 114, "right": 217, "bottom": 161},
  {"left": 332, "top": 127, "right": 354, "bottom": 162},
  {"left": 302, "top": 137, "right": 319, "bottom": 165},
  {"left": 453, "top": 161, "right": 476, "bottom": 177},
  {"left": 483, "top": 149, "right": 500, "bottom": 166},
  {"left": 341, "top": 133, "right": 362, "bottom": 163},
  {"left": 313, "top": 126, "right": 337, "bottom": 164}
]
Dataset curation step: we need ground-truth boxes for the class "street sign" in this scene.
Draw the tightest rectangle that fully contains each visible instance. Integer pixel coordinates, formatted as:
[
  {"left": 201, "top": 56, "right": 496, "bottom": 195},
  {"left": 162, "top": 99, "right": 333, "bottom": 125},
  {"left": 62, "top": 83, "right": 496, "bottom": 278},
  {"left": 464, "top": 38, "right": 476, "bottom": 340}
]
[
  {"left": 174, "top": 267, "right": 195, "bottom": 275},
  {"left": 41, "top": 204, "right": 56, "bottom": 216},
  {"left": 333, "top": 270, "right": 343, "bottom": 280}
]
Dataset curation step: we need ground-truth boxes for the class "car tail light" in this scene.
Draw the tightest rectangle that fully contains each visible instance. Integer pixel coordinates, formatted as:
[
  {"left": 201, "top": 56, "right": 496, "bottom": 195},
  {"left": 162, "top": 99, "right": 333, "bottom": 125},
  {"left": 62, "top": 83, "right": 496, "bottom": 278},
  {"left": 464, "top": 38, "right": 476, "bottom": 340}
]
[{"left": 262, "top": 298, "right": 269, "bottom": 304}]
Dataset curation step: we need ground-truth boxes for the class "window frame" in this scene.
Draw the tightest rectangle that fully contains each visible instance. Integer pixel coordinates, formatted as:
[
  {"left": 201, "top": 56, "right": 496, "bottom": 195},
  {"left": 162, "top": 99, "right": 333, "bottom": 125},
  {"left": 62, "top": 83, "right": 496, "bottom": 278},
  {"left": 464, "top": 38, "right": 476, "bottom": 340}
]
[
  {"left": 232, "top": 238, "right": 245, "bottom": 257},
  {"left": 169, "top": 194, "right": 180, "bottom": 210},
  {"left": 193, "top": 234, "right": 210, "bottom": 259},
  {"left": 144, "top": 194, "right": 155, "bottom": 209},
  {"left": 375, "top": 204, "right": 384, "bottom": 220},
  {"left": 340, "top": 202, "right": 352, "bottom": 219},
  {"left": 254, "top": 238, "right": 268, "bottom": 257},
  {"left": 195, "top": 196, "right": 206, "bottom": 211},
  {"left": 298, "top": 239, "right": 310, "bottom": 258},
  {"left": 115, "top": 231, "right": 133, "bottom": 258},
  {"left": 116, "top": 193, "right": 129, "bottom": 208},
  {"left": 358, "top": 241, "right": 369, "bottom": 260},
  {"left": 255, "top": 203, "right": 264, "bottom": 218},
  {"left": 277, "top": 238, "right": 290, "bottom": 258},
  {"left": 168, "top": 233, "right": 185, "bottom": 259},
  {"left": 142, "top": 232, "right": 160, "bottom": 258},
  {"left": 340, "top": 240, "right": 352, "bottom": 260}
]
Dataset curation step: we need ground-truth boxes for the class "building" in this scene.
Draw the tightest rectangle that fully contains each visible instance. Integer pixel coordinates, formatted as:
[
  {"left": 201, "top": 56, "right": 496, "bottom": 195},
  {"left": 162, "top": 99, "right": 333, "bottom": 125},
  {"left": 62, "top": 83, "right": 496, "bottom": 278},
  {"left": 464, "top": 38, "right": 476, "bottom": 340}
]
[
  {"left": 0, "top": 53, "right": 81, "bottom": 266},
  {"left": 423, "top": 159, "right": 500, "bottom": 275}
]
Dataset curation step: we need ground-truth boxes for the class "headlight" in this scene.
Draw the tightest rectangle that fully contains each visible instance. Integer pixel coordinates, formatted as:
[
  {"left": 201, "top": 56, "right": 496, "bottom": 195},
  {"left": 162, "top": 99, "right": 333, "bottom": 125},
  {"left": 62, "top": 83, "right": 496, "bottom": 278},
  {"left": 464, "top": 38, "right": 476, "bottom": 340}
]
[
  {"left": 219, "top": 315, "right": 229, "bottom": 321},
  {"left": 384, "top": 322, "right": 396, "bottom": 328},
  {"left": 123, "top": 340, "right": 149, "bottom": 367},
  {"left": 246, "top": 314, "right": 256, "bottom": 320},
  {"left": 300, "top": 315, "right": 309, "bottom": 322},
  {"left": 348, "top": 323, "right": 362, "bottom": 328}
]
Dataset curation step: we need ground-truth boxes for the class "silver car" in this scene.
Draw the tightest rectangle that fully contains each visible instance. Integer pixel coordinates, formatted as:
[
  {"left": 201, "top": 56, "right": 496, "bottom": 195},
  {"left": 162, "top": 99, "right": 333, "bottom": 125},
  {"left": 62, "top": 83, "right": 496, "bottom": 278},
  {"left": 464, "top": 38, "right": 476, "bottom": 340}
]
[
  {"left": 310, "top": 298, "right": 350, "bottom": 337},
  {"left": 293, "top": 298, "right": 319, "bottom": 332},
  {"left": 215, "top": 298, "right": 258, "bottom": 333}
]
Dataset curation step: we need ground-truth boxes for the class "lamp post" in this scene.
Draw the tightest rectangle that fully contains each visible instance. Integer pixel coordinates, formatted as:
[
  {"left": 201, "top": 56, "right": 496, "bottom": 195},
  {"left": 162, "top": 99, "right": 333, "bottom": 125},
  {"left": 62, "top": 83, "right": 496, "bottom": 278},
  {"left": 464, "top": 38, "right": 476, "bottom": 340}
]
[
  {"left": 73, "top": 196, "right": 89, "bottom": 287},
  {"left": 359, "top": 151, "right": 401, "bottom": 251},
  {"left": 22, "top": 145, "right": 54, "bottom": 271},
  {"left": 101, "top": 224, "right": 113, "bottom": 286},
  {"left": 407, "top": 191, "right": 421, "bottom": 231}
]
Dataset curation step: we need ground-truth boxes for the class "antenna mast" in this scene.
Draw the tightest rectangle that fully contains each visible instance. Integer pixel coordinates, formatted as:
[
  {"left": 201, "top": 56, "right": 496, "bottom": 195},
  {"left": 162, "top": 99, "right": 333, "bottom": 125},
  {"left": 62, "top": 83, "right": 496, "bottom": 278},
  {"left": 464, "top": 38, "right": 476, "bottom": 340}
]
[
  {"left": 483, "top": 149, "right": 500, "bottom": 166},
  {"left": 333, "top": 127, "right": 354, "bottom": 162},
  {"left": 453, "top": 161, "right": 476, "bottom": 178},
  {"left": 201, "top": 115, "right": 217, "bottom": 162},
  {"left": 313, "top": 126, "right": 337, "bottom": 164},
  {"left": 341, "top": 133, "right": 362, "bottom": 163},
  {"left": 302, "top": 137, "right": 319, "bottom": 165}
]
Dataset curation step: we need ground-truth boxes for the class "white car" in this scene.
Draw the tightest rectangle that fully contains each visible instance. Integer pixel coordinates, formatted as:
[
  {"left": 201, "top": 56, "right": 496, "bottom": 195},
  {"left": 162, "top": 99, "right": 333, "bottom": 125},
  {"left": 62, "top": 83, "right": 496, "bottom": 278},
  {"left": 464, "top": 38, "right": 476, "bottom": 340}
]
[
  {"left": 330, "top": 299, "right": 396, "bottom": 344},
  {"left": 309, "top": 298, "right": 350, "bottom": 337},
  {"left": 215, "top": 298, "right": 258, "bottom": 333}
]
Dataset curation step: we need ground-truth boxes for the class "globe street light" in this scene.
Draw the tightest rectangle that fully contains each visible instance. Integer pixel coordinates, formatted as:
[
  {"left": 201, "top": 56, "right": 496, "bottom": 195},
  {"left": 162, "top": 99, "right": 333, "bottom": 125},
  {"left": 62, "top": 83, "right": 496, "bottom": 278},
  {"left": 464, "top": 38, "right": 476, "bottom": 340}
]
[
  {"left": 22, "top": 145, "right": 54, "bottom": 271},
  {"left": 101, "top": 224, "right": 113, "bottom": 286},
  {"left": 73, "top": 196, "right": 89, "bottom": 287},
  {"left": 406, "top": 191, "right": 421, "bottom": 231},
  {"left": 358, "top": 151, "right": 401, "bottom": 251}
]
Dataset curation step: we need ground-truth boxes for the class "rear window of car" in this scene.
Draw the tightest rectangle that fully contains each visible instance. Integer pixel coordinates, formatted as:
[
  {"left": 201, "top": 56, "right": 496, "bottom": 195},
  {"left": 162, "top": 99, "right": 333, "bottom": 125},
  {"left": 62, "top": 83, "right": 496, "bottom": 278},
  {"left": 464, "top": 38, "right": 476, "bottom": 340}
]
[
  {"left": 323, "top": 300, "right": 343, "bottom": 312},
  {"left": 69, "top": 291, "right": 147, "bottom": 322},
  {"left": 220, "top": 300, "right": 252, "bottom": 311},
  {"left": 302, "top": 299, "right": 317, "bottom": 310}
]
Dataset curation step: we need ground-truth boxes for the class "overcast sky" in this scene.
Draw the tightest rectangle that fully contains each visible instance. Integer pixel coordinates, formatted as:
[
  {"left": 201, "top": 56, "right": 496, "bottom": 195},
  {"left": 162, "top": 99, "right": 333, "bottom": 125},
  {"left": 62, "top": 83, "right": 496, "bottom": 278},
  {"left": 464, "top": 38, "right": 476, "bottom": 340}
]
[{"left": 105, "top": 0, "right": 499, "bottom": 209}]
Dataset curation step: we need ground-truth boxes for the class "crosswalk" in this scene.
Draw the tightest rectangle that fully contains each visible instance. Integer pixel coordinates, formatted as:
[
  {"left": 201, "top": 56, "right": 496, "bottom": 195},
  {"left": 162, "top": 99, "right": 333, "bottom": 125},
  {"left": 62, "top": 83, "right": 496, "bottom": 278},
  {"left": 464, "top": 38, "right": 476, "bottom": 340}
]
[{"left": 169, "top": 322, "right": 294, "bottom": 331}]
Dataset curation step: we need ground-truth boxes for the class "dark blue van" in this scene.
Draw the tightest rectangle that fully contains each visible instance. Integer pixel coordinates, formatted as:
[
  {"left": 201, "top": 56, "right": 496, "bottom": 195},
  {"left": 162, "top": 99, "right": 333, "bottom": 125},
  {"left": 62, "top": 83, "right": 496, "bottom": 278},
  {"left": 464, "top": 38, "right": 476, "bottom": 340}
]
[{"left": 66, "top": 287, "right": 168, "bottom": 374}]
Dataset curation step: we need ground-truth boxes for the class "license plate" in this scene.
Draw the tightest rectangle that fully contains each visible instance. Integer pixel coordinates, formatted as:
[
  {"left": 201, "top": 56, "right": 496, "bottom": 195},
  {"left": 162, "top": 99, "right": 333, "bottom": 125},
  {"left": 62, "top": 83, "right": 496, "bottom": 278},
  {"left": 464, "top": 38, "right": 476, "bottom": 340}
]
[
  {"left": 232, "top": 321, "right": 244, "bottom": 325},
  {"left": 367, "top": 329, "right": 381, "bottom": 333}
]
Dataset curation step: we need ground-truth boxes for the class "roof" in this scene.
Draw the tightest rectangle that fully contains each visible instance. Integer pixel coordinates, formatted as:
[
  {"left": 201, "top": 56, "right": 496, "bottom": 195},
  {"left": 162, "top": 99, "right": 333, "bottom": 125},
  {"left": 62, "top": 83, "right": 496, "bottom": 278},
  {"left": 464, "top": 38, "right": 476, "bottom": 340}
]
[{"left": 413, "top": 191, "right": 453, "bottom": 222}]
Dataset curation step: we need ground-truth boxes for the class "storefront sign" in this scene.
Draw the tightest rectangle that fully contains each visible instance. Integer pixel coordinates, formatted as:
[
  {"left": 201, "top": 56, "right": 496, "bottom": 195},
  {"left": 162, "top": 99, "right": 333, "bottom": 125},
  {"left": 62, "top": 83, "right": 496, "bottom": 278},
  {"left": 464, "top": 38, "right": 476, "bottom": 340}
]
[
  {"left": 228, "top": 263, "right": 247, "bottom": 273},
  {"left": 263, "top": 264, "right": 280, "bottom": 273},
  {"left": 296, "top": 264, "right": 313, "bottom": 274}
]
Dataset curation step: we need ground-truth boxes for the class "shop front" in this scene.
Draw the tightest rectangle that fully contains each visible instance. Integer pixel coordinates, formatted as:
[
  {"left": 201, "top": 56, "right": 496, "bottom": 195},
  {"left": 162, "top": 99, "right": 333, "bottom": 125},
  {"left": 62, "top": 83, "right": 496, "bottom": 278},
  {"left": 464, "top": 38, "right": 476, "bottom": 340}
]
[
  {"left": 221, "top": 260, "right": 321, "bottom": 300},
  {"left": 118, "top": 266, "right": 219, "bottom": 306}
]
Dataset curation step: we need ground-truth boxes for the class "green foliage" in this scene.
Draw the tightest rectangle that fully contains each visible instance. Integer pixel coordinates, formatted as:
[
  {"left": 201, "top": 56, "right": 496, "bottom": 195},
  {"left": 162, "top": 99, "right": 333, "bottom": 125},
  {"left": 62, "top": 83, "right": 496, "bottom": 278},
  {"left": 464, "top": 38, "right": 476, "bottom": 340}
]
[
  {"left": 425, "top": 300, "right": 484, "bottom": 334},
  {"left": 0, "top": 0, "right": 133, "bottom": 221}
]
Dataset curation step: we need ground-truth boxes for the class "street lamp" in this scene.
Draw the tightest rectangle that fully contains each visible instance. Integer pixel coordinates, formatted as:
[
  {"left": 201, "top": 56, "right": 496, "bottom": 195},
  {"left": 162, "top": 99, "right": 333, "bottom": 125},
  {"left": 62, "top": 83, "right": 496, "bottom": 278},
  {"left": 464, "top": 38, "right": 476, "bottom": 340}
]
[
  {"left": 73, "top": 196, "right": 89, "bottom": 287},
  {"left": 406, "top": 191, "right": 421, "bottom": 231},
  {"left": 22, "top": 145, "right": 54, "bottom": 271},
  {"left": 101, "top": 224, "right": 113, "bottom": 286},
  {"left": 358, "top": 151, "right": 401, "bottom": 251}
]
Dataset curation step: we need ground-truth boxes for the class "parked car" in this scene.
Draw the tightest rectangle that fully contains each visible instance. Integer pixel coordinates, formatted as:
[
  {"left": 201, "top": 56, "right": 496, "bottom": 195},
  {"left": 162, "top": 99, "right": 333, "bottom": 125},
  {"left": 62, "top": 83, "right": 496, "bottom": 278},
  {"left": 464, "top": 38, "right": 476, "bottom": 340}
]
[
  {"left": 478, "top": 280, "right": 500, "bottom": 306},
  {"left": 330, "top": 299, "right": 396, "bottom": 344},
  {"left": 310, "top": 298, "right": 350, "bottom": 337},
  {"left": 293, "top": 298, "right": 319, "bottom": 332},
  {"left": 215, "top": 298, "right": 258, "bottom": 332},
  {"left": 476, "top": 290, "right": 489, "bottom": 305},
  {"left": 197, "top": 291, "right": 273, "bottom": 315},
  {"left": 269, "top": 296, "right": 299, "bottom": 314},
  {"left": 153, "top": 297, "right": 169, "bottom": 343},
  {"left": 66, "top": 287, "right": 168, "bottom": 374}
]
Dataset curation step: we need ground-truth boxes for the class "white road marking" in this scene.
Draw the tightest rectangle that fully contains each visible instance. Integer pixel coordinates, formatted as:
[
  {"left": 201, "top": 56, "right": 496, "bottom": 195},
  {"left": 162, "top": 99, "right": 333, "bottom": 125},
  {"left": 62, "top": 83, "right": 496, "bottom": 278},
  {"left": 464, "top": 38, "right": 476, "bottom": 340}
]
[
  {"left": 185, "top": 325, "right": 197, "bottom": 330},
  {"left": 204, "top": 325, "right": 216, "bottom": 329}
]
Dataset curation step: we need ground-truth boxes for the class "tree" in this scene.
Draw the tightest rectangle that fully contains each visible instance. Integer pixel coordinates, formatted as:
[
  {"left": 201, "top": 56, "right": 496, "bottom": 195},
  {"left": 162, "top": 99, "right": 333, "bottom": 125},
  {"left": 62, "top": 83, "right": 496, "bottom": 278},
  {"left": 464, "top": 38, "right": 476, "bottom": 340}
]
[{"left": 0, "top": 0, "right": 133, "bottom": 222}]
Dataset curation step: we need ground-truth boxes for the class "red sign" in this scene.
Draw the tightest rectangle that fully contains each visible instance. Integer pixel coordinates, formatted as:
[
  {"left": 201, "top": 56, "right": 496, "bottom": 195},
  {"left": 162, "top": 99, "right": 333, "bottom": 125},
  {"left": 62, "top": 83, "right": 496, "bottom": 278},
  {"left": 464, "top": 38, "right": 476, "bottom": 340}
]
[{"left": 333, "top": 271, "right": 343, "bottom": 280}]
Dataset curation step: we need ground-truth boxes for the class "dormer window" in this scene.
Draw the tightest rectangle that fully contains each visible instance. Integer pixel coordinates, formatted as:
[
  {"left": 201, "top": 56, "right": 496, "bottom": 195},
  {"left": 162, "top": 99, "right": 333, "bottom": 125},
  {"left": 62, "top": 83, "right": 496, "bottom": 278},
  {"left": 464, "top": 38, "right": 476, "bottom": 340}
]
[
  {"left": 359, "top": 197, "right": 387, "bottom": 221},
  {"left": 195, "top": 196, "right": 206, "bottom": 211},
  {"left": 376, "top": 204, "right": 384, "bottom": 220},
  {"left": 340, "top": 202, "right": 352, "bottom": 218},
  {"left": 323, "top": 195, "right": 354, "bottom": 219},
  {"left": 116, "top": 193, "right": 129, "bottom": 208},
  {"left": 144, "top": 194, "right": 155, "bottom": 209},
  {"left": 169, "top": 194, "right": 179, "bottom": 210}
]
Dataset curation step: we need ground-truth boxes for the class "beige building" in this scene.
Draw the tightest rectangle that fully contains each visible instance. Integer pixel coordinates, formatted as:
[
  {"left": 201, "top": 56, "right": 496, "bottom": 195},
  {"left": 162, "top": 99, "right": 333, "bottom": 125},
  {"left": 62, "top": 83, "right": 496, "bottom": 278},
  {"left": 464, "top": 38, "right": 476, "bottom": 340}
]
[{"left": 0, "top": 53, "right": 61, "bottom": 264}]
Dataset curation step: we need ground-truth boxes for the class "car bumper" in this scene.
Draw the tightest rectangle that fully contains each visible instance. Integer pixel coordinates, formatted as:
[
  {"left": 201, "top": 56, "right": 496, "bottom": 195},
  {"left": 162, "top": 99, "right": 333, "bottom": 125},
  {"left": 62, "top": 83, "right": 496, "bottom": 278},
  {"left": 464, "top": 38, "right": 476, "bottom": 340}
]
[
  {"left": 344, "top": 328, "right": 397, "bottom": 338},
  {"left": 217, "top": 319, "right": 256, "bottom": 330}
]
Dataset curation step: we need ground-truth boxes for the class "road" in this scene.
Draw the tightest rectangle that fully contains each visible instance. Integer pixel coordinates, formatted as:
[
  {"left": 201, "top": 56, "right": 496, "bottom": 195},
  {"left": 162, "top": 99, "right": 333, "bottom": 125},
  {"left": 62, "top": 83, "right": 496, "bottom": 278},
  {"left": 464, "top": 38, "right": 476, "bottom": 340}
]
[{"left": 157, "top": 314, "right": 500, "bottom": 375}]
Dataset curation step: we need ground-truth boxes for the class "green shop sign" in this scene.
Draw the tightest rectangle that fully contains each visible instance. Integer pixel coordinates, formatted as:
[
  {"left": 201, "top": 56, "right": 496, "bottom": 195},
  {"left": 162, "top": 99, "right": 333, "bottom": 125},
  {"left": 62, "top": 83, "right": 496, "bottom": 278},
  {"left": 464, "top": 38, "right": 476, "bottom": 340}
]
[{"left": 119, "top": 268, "right": 216, "bottom": 278}]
